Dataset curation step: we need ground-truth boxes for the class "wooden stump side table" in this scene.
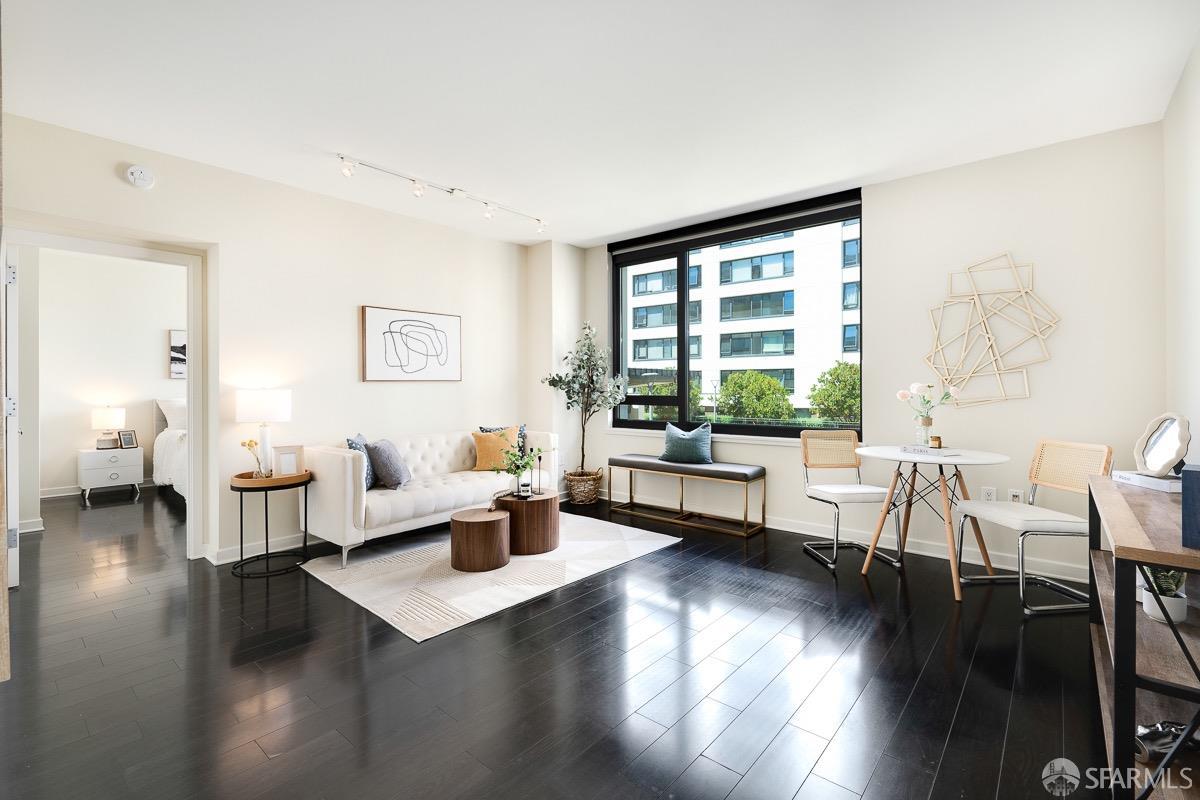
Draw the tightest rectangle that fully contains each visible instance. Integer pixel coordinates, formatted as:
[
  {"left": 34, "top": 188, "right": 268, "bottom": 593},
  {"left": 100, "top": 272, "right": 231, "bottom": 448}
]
[
  {"left": 495, "top": 493, "right": 560, "bottom": 555},
  {"left": 450, "top": 508, "right": 511, "bottom": 572}
]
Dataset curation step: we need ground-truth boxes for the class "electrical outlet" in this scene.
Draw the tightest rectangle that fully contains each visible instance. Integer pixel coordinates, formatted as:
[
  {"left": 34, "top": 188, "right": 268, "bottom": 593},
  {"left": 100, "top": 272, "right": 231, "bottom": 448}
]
[
  {"left": 980, "top": 486, "right": 997, "bottom": 502},
  {"left": 1008, "top": 488, "right": 1023, "bottom": 504}
]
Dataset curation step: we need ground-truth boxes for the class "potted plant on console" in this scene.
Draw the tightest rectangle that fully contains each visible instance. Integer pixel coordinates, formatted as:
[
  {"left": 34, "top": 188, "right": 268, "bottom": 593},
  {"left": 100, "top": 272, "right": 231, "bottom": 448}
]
[
  {"left": 544, "top": 323, "right": 628, "bottom": 504},
  {"left": 1143, "top": 567, "right": 1188, "bottom": 624}
]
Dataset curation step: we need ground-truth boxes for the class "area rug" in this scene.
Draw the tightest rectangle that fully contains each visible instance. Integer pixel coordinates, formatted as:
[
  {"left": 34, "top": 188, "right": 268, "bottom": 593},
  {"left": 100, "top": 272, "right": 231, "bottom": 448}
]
[{"left": 301, "top": 512, "right": 680, "bottom": 642}]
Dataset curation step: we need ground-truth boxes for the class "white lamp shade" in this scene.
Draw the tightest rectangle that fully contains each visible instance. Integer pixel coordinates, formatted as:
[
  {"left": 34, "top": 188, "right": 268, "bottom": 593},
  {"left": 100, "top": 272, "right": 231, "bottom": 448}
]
[
  {"left": 91, "top": 407, "right": 126, "bottom": 430},
  {"left": 235, "top": 389, "right": 292, "bottom": 424}
]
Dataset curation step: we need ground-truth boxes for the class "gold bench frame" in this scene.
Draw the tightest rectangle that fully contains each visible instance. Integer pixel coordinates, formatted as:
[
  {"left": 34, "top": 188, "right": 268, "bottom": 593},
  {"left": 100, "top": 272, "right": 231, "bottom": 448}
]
[{"left": 607, "top": 464, "right": 766, "bottom": 538}]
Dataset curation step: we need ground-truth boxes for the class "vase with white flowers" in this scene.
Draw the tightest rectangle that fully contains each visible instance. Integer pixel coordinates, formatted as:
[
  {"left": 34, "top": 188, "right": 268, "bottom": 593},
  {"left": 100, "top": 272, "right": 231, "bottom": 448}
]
[{"left": 895, "top": 382, "right": 959, "bottom": 446}]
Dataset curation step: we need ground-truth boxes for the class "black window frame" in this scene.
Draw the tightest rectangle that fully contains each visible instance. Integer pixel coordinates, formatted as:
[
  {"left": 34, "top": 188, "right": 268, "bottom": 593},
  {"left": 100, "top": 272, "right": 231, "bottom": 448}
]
[{"left": 609, "top": 188, "right": 862, "bottom": 438}]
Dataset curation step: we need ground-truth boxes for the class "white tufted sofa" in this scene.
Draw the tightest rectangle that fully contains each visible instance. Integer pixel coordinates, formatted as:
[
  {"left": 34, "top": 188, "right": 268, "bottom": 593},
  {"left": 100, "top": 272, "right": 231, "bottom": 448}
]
[{"left": 302, "top": 431, "right": 558, "bottom": 567}]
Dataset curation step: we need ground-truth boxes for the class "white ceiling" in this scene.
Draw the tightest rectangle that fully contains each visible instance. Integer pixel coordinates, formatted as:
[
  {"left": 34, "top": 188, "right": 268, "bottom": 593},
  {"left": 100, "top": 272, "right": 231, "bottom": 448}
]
[{"left": 5, "top": 1, "right": 1199, "bottom": 247}]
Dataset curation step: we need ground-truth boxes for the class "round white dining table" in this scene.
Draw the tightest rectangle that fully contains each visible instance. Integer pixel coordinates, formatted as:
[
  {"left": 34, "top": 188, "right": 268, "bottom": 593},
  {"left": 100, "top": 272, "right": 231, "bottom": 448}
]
[{"left": 855, "top": 445, "right": 1010, "bottom": 601}]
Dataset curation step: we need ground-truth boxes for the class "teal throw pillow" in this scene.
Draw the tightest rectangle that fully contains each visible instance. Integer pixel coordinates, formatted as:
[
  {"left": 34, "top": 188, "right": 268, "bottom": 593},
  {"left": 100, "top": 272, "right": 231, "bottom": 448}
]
[{"left": 661, "top": 422, "right": 713, "bottom": 464}]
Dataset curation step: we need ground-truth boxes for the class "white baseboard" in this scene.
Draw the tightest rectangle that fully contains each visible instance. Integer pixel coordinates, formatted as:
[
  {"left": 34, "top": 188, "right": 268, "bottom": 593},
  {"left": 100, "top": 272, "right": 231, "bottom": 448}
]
[
  {"left": 599, "top": 488, "right": 1087, "bottom": 584},
  {"left": 209, "top": 533, "right": 308, "bottom": 566},
  {"left": 42, "top": 480, "right": 156, "bottom": 499},
  {"left": 19, "top": 518, "right": 44, "bottom": 534}
]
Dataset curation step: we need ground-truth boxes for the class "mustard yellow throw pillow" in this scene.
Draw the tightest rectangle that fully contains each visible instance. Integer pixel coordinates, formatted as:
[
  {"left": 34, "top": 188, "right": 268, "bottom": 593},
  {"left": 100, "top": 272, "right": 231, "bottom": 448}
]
[{"left": 472, "top": 426, "right": 518, "bottom": 471}]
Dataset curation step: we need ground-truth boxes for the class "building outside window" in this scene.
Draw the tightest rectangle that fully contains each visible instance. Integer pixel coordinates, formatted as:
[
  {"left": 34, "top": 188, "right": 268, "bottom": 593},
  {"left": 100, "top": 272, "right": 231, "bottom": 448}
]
[{"left": 611, "top": 190, "right": 862, "bottom": 436}]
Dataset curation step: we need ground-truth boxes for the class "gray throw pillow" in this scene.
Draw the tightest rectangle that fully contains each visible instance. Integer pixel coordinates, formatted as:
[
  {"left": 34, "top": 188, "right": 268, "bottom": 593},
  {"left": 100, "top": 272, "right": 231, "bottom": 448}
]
[
  {"left": 365, "top": 439, "right": 412, "bottom": 489},
  {"left": 660, "top": 422, "right": 713, "bottom": 464},
  {"left": 346, "top": 434, "right": 375, "bottom": 490}
]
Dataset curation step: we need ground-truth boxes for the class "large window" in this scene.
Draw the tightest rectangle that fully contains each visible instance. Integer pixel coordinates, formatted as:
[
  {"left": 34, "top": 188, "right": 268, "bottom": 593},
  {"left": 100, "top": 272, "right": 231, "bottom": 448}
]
[
  {"left": 720, "top": 290, "right": 794, "bottom": 321},
  {"left": 720, "top": 251, "right": 794, "bottom": 284},
  {"left": 610, "top": 189, "right": 862, "bottom": 437}
]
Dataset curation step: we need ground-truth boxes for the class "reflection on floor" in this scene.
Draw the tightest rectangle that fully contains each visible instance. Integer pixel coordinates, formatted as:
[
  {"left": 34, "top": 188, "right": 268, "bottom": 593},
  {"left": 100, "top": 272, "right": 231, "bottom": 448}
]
[{"left": 0, "top": 491, "right": 1105, "bottom": 799}]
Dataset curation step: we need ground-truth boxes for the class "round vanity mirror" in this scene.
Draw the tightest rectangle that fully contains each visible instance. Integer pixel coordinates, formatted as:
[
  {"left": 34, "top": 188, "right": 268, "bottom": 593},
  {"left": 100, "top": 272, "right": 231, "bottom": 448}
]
[{"left": 1134, "top": 413, "right": 1192, "bottom": 477}]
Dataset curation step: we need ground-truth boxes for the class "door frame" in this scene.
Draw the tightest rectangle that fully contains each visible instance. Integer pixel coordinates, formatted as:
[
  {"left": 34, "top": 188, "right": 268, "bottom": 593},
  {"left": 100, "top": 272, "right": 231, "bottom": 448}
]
[{"left": 6, "top": 229, "right": 213, "bottom": 560}]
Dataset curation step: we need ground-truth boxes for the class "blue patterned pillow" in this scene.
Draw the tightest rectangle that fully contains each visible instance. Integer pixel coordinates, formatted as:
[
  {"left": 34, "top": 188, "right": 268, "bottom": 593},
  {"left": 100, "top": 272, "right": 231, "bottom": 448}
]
[
  {"left": 480, "top": 423, "right": 527, "bottom": 452},
  {"left": 661, "top": 422, "right": 713, "bottom": 464},
  {"left": 347, "top": 434, "right": 375, "bottom": 490}
]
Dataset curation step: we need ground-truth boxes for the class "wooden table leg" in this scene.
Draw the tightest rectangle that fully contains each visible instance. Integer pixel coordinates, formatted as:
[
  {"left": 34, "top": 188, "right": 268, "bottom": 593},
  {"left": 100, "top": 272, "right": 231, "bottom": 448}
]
[
  {"left": 939, "top": 470, "right": 964, "bottom": 601},
  {"left": 900, "top": 465, "right": 918, "bottom": 552},
  {"left": 954, "top": 468, "right": 995, "bottom": 576},
  {"left": 861, "top": 468, "right": 902, "bottom": 576}
]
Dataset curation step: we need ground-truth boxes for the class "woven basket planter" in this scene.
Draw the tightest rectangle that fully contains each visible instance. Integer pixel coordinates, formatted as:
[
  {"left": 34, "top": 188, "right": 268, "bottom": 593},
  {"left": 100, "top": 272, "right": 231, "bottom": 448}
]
[{"left": 564, "top": 469, "right": 604, "bottom": 505}]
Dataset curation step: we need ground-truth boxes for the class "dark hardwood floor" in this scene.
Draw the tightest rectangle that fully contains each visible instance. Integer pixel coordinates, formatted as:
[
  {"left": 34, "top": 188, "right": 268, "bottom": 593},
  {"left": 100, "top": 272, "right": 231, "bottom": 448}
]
[{"left": 0, "top": 489, "right": 1106, "bottom": 799}]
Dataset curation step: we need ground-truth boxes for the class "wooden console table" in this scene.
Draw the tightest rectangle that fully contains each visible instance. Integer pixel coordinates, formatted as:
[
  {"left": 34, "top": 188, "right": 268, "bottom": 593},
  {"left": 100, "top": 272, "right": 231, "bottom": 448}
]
[{"left": 1089, "top": 475, "right": 1200, "bottom": 799}]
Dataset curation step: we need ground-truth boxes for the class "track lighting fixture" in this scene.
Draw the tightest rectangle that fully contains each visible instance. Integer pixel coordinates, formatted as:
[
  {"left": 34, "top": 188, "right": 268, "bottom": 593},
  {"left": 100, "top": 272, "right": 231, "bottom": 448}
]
[{"left": 335, "top": 153, "right": 545, "bottom": 233}]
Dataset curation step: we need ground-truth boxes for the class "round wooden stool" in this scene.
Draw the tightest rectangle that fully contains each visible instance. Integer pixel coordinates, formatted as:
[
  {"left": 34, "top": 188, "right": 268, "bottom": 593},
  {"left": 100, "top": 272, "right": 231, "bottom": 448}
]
[
  {"left": 450, "top": 508, "right": 511, "bottom": 572},
  {"left": 494, "top": 493, "right": 560, "bottom": 555}
]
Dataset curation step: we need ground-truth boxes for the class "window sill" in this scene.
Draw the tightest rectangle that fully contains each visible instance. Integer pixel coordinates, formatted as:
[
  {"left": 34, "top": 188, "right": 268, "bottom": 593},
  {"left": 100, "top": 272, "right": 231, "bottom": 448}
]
[{"left": 605, "top": 425, "right": 802, "bottom": 448}]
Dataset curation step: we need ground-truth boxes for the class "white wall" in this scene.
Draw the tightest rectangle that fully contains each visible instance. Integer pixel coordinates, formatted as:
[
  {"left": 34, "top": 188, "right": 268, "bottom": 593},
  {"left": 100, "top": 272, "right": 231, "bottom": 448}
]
[
  {"left": 35, "top": 248, "right": 186, "bottom": 495},
  {"left": 583, "top": 124, "right": 1166, "bottom": 581},
  {"left": 1165, "top": 39, "right": 1200, "bottom": 453},
  {"left": 3, "top": 114, "right": 525, "bottom": 560}
]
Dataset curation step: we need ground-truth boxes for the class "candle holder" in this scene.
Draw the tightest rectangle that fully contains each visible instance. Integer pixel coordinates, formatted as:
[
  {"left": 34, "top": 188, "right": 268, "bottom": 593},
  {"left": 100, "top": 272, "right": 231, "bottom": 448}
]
[{"left": 534, "top": 455, "right": 544, "bottom": 495}]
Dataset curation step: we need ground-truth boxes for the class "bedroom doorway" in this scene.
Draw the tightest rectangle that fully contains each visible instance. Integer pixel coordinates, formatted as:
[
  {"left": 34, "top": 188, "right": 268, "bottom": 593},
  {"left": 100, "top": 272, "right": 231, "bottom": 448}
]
[{"left": 3, "top": 232, "right": 208, "bottom": 584}]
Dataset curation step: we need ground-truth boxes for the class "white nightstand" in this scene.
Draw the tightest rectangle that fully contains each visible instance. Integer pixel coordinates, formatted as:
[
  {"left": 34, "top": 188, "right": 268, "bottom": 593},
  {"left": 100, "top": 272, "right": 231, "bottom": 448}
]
[{"left": 78, "top": 448, "right": 144, "bottom": 506}]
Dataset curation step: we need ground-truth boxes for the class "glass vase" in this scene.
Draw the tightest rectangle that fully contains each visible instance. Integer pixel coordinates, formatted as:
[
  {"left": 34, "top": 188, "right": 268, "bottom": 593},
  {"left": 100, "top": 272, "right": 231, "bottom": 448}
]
[{"left": 915, "top": 416, "right": 933, "bottom": 446}]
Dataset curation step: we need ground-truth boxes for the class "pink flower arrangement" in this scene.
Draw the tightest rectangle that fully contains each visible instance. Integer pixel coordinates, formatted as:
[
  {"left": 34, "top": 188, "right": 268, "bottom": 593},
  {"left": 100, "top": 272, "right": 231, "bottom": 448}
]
[{"left": 897, "top": 382, "right": 959, "bottom": 419}]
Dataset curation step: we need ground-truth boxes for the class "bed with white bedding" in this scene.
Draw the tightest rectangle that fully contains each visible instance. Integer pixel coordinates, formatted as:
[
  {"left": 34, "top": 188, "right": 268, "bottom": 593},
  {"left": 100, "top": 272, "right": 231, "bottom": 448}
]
[{"left": 153, "top": 398, "right": 189, "bottom": 501}]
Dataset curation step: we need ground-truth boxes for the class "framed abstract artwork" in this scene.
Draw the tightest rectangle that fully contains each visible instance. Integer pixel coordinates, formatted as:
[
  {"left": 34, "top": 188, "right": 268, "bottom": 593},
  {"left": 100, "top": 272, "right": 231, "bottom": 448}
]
[
  {"left": 169, "top": 329, "right": 187, "bottom": 380},
  {"left": 360, "top": 305, "right": 462, "bottom": 382}
]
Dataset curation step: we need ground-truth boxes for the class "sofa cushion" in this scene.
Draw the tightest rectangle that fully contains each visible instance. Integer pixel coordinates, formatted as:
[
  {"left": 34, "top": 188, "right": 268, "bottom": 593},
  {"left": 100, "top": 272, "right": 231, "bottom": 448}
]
[
  {"left": 365, "top": 439, "right": 412, "bottom": 489},
  {"left": 480, "top": 423, "right": 527, "bottom": 453},
  {"left": 346, "top": 434, "right": 375, "bottom": 490},
  {"left": 472, "top": 427, "right": 518, "bottom": 471},
  {"left": 363, "top": 470, "right": 553, "bottom": 529}
]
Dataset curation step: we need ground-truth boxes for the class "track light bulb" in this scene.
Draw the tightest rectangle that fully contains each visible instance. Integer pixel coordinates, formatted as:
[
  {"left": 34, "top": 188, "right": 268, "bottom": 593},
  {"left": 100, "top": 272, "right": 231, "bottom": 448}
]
[
  {"left": 536, "top": 220, "right": 547, "bottom": 234},
  {"left": 411, "top": 180, "right": 425, "bottom": 198},
  {"left": 340, "top": 158, "right": 357, "bottom": 177},
  {"left": 483, "top": 204, "right": 496, "bottom": 220}
]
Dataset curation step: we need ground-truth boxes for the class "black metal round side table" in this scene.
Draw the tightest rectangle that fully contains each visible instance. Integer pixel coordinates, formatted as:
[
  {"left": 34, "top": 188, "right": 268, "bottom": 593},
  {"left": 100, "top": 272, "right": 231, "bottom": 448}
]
[{"left": 230, "top": 470, "right": 312, "bottom": 578}]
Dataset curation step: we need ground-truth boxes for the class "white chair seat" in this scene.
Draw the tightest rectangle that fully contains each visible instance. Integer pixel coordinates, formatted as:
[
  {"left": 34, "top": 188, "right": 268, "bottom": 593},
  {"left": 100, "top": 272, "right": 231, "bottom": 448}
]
[
  {"left": 807, "top": 484, "right": 889, "bottom": 504},
  {"left": 956, "top": 499, "right": 1087, "bottom": 534}
]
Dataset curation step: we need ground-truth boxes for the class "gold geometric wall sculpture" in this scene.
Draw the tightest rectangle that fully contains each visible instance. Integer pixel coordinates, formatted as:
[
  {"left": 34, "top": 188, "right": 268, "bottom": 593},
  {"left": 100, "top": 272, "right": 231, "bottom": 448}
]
[{"left": 924, "top": 253, "right": 1059, "bottom": 407}]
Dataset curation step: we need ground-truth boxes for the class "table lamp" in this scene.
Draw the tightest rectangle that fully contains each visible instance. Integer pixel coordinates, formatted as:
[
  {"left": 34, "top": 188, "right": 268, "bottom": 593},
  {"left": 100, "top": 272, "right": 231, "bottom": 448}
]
[
  {"left": 235, "top": 389, "right": 291, "bottom": 477},
  {"left": 92, "top": 407, "right": 126, "bottom": 450}
]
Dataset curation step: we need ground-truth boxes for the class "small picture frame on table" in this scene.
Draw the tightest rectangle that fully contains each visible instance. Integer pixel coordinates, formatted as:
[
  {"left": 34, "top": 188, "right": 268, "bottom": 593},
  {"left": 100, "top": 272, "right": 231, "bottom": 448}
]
[
  {"left": 118, "top": 429, "right": 139, "bottom": 449},
  {"left": 272, "top": 445, "right": 304, "bottom": 477}
]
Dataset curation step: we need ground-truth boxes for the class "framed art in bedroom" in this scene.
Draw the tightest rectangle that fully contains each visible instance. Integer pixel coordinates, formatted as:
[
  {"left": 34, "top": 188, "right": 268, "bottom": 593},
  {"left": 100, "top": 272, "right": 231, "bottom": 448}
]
[
  {"left": 360, "top": 305, "right": 462, "bottom": 382},
  {"left": 118, "top": 429, "right": 139, "bottom": 449},
  {"left": 169, "top": 329, "right": 187, "bottom": 379}
]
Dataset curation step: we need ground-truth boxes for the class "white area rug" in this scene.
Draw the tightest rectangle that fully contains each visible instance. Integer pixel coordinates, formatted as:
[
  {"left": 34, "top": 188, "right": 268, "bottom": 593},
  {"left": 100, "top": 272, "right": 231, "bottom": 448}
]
[{"left": 302, "top": 512, "right": 680, "bottom": 642}]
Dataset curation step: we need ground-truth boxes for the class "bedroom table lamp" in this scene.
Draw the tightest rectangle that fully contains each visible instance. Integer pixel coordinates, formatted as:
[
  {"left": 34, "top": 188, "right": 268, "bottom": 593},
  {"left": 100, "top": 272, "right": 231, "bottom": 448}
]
[
  {"left": 92, "top": 406, "right": 126, "bottom": 450},
  {"left": 235, "top": 389, "right": 292, "bottom": 477}
]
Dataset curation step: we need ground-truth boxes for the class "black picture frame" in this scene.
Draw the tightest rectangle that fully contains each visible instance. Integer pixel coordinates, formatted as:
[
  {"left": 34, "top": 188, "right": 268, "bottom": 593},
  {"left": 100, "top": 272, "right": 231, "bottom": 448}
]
[{"left": 118, "top": 429, "right": 139, "bottom": 449}]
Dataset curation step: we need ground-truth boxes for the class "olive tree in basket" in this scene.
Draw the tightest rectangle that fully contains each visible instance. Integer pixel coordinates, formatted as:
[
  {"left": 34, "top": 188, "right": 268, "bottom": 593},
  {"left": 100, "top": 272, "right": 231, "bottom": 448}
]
[{"left": 543, "top": 323, "right": 628, "bottom": 503}]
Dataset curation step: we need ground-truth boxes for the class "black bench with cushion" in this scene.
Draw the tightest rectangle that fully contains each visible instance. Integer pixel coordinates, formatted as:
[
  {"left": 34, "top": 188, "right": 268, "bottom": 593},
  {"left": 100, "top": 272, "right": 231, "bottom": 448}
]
[{"left": 607, "top": 454, "right": 766, "bottom": 538}]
